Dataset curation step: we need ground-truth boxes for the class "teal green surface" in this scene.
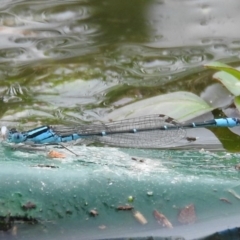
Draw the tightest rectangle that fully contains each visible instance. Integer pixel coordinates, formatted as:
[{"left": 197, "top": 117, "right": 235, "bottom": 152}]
[{"left": 1, "top": 145, "right": 240, "bottom": 239}]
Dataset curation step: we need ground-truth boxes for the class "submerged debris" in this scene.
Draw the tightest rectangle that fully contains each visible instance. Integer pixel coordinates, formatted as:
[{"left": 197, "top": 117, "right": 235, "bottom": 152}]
[
  {"left": 89, "top": 209, "right": 98, "bottom": 217},
  {"left": 22, "top": 201, "right": 36, "bottom": 210},
  {"left": 98, "top": 225, "right": 106, "bottom": 230},
  {"left": 219, "top": 198, "right": 232, "bottom": 204},
  {"left": 133, "top": 210, "right": 147, "bottom": 225},
  {"left": 153, "top": 210, "right": 173, "bottom": 228},
  {"left": 0, "top": 214, "right": 11, "bottom": 231},
  {"left": 0, "top": 215, "right": 38, "bottom": 231},
  {"left": 178, "top": 204, "right": 196, "bottom": 224},
  {"left": 65, "top": 210, "right": 73, "bottom": 215},
  {"left": 116, "top": 205, "right": 134, "bottom": 211}
]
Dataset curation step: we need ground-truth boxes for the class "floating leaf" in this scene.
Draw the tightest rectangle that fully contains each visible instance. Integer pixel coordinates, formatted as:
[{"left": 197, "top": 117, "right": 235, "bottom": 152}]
[
  {"left": 105, "top": 91, "right": 214, "bottom": 122},
  {"left": 178, "top": 204, "right": 196, "bottom": 224},
  {"left": 213, "top": 71, "right": 240, "bottom": 96},
  {"left": 204, "top": 62, "right": 240, "bottom": 80},
  {"left": 153, "top": 210, "right": 173, "bottom": 228}
]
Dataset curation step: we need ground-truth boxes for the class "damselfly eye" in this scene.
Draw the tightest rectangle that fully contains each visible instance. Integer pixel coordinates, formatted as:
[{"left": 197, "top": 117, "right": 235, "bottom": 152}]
[{"left": 11, "top": 132, "right": 24, "bottom": 143}]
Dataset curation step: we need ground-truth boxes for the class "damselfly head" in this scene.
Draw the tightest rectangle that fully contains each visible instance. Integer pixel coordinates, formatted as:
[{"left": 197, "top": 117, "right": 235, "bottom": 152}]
[
  {"left": 10, "top": 132, "right": 26, "bottom": 143},
  {"left": 1, "top": 126, "right": 9, "bottom": 140},
  {"left": 1, "top": 127, "right": 25, "bottom": 143}
]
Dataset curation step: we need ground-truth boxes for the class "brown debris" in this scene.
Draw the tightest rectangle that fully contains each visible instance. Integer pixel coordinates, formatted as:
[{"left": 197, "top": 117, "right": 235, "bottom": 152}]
[
  {"left": 153, "top": 210, "right": 173, "bottom": 228},
  {"left": 116, "top": 205, "right": 134, "bottom": 211},
  {"left": 178, "top": 204, "right": 196, "bottom": 224},
  {"left": 22, "top": 201, "right": 36, "bottom": 210}
]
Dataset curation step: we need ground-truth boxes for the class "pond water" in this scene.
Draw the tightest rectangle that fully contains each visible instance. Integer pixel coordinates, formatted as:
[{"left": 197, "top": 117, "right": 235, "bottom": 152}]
[{"left": 0, "top": 0, "right": 240, "bottom": 126}]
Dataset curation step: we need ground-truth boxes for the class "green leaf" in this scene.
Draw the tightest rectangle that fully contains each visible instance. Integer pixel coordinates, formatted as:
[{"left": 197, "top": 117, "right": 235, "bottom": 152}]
[
  {"left": 210, "top": 127, "right": 240, "bottom": 152},
  {"left": 213, "top": 71, "right": 240, "bottom": 96},
  {"left": 105, "top": 91, "right": 214, "bottom": 122},
  {"left": 204, "top": 61, "right": 240, "bottom": 80},
  {"left": 234, "top": 96, "right": 240, "bottom": 112}
]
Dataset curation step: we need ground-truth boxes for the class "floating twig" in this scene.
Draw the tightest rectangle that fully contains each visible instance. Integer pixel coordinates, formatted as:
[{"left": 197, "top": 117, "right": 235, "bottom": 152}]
[
  {"left": 219, "top": 198, "right": 232, "bottom": 204},
  {"left": 116, "top": 205, "right": 134, "bottom": 211},
  {"left": 178, "top": 204, "right": 196, "bottom": 224}
]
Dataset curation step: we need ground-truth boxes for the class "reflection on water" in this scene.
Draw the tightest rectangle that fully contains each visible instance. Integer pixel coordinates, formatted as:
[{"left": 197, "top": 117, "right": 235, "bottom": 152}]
[{"left": 0, "top": 0, "right": 239, "bottom": 126}]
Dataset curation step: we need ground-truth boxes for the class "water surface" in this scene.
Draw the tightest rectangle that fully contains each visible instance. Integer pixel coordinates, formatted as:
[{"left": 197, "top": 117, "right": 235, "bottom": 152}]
[{"left": 0, "top": 0, "right": 239, "bottom": 126}]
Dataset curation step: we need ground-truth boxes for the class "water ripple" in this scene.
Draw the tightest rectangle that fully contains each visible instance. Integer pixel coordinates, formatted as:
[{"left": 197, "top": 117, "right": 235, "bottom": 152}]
[
  {"left": 0, "top": 0, "right": 239, "bottom": 125},
  {"left": 41, "top": 6, "right": 91, "bottom": 23}
]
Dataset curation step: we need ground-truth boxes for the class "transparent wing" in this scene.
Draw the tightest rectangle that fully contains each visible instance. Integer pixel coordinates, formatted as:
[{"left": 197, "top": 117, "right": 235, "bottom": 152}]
[{"left": 52, "top": 114, "right": 186, "bottom": 148}]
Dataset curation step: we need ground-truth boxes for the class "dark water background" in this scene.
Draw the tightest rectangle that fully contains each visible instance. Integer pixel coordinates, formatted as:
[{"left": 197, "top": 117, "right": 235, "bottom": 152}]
[{"left": 0, "top": 0, "right": 240, "bottom": 127}]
